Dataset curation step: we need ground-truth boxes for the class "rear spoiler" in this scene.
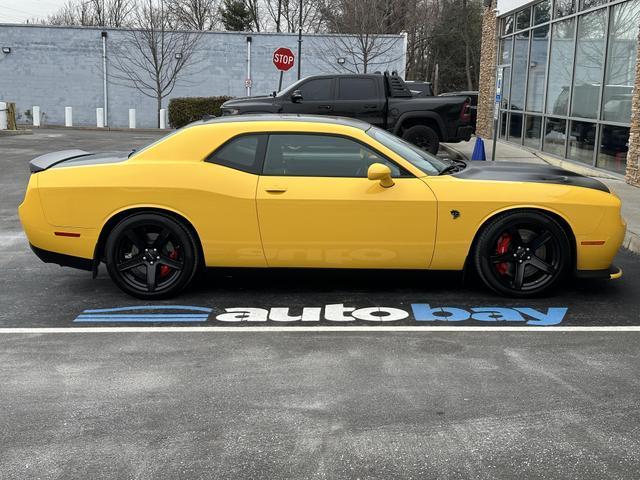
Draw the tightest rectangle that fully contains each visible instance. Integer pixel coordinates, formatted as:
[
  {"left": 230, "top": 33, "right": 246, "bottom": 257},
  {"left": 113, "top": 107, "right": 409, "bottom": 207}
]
[{"left": 29, "top": 150, "right": 91, "bottom": 173}]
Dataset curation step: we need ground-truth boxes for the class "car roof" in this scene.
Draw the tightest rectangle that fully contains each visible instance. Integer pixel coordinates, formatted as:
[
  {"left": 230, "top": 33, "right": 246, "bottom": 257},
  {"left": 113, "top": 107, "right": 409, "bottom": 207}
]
[{"left": 197, "top": 114, "right": 372, "bottom": 131}]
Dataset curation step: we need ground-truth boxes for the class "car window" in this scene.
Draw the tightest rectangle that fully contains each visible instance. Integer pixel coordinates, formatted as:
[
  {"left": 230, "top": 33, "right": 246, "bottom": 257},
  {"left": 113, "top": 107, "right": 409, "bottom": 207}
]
[
  {"left": 338, "top": 78, "right": 377, "bottom": 100},
  {"left": 207, "top": 134, "right": 264, "bottom": 174},
  {"left": 262, "top": 134, "right": 408, "bottom": 178},
  {"left": 299, "top": 78, "right": 332, "bottom": 101}
]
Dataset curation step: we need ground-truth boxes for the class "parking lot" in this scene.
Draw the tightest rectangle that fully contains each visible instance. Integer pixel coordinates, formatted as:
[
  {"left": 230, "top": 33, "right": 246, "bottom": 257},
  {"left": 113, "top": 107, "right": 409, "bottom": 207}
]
[{"left": 2, "top": 129, "right": 640, "bottom": 478}]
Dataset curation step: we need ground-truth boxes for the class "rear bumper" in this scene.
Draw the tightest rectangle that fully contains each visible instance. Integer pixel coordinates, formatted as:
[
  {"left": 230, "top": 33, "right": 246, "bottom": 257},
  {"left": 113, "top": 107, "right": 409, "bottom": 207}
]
[
  {"left": 576, "top": 265, "right": 622, "bottom": 280},
  {"left": 30, "top": 243, "right": 93, "bottom": 271},
  {"left": 447, "top": 125, "right": 474, "bottom": 143}
]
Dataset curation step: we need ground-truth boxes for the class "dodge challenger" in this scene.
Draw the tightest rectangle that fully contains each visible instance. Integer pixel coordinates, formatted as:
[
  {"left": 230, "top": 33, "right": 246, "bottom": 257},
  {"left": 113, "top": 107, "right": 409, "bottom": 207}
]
[{"left": 18, "top": 115, "right": 625, "bottom": 298}]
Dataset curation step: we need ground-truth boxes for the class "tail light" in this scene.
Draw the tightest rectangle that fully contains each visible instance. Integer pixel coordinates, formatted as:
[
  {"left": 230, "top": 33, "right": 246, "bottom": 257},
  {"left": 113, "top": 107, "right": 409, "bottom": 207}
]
[{"left": 460, "top": 99, "right": 471, "bottom": 123}]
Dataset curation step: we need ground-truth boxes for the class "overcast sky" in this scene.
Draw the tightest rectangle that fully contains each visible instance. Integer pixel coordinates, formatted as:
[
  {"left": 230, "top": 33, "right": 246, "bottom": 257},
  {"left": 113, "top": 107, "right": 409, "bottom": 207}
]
[{"left": 0, "top": 0, "right": 67, "bottom": 23}]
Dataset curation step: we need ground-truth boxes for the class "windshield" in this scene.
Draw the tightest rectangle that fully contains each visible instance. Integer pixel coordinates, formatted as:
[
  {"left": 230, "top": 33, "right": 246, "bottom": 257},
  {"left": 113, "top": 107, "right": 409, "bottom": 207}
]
[
  {"left": 366, "top": 127, "right": 450, "bottom": 175},
  {"left": 275, "top": 77, "right": 307, "bottom": 97}
]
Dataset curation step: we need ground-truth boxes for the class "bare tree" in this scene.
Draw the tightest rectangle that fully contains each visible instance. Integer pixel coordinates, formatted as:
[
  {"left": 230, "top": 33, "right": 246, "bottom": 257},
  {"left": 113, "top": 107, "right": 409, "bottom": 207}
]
[
  {"left": 316, "top": 0, "right": 403, "bottom": 73},
  {"left": 110, "top": 0, "right": 203, "bottom": 126},
  {"left": 45, "top": 0, "right": 135, "bottom": 26},
  {"left": 168, "top": 0, "right": 219, "bottom": 30},
  {"left": 263, "top": 0, "right": 327, "bottom": 33}
]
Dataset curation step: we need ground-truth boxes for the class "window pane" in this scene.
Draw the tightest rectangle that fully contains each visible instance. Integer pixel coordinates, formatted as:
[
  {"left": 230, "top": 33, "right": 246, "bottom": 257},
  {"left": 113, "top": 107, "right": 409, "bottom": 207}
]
[
  {"left": 299, "top": 78, "right": 332, "bottom": 101},
  {"left": 534, "top": 0, "right": 551, "bottom": 24},
  {"left": 524, "top": 115, "right": 543, "bottom": 148},
  {"left": 500, "top": 66, "right": 512, "bottom": 109},
  {"left": 571, "top": 10, "right": 607, "bottom": 119},
  {"left": 526, "top": 25, "right": 550, "bottom": 112},
  {"left": 543, "top": 117, "right": 567, "bottom": 155},
  {"left": 209, "top": 135, "right": 262, "bottom": 174},
  {"left": 546, "top": 19, "right": 575, "bottom": 115},
  {"left": 602, "top": 0, "right": 640, "bottom": 123},
  {"left": 499, "top": 36, "right": 513, "bottom": 64},
  {"left": 509, "top": 113, "right": 523, "bottom": 140},
  {"left": 338, "top": 78, "right": 377, "bottom": 100},
  {"left": 597, "top": 125, "right": 630, "bottom": 174},
  {"left": 499, "top": 112, "right": 508, "bottom": 139},
  {"left": 263, "top": 134, "right": 402, "bottom": 177},
  {"left": 554, "top": 0, "right": 575, "bottom": 18},
  {"left": 568, "top": 120, "right": 597, "bottom": 164},
  {"left": 516, "top": 8, "right": 531, "bottom": 30},
  {"left": 503, "top": 15, "right": 514, "bottom": 35},
  {"left": 580, "top": 0, "right": 607, "bottom": 10},
  {"left": 510, "top": 31, "right": 529, "bottom": 111}
]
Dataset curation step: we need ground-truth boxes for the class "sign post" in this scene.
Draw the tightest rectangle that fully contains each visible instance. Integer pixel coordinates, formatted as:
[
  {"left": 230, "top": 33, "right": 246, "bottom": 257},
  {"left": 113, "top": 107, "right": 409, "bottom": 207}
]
[
  {"left": 491, "top": 67, "right": 504, "bottom": 162},
  {"left": 273, "top": 47, "right": 295, "bottom": 92}
]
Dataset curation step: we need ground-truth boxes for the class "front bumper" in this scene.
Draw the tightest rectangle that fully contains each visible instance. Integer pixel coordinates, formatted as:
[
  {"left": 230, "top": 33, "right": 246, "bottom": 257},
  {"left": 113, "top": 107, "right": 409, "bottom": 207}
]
[{"left": 576, "top": 264, "right": 623, "bottom": 280}]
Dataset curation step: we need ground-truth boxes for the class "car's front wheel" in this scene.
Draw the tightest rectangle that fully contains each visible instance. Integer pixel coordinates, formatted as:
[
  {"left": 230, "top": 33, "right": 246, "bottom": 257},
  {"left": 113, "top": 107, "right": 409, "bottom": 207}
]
[
  {"left": 105, "top": 213, "right": 199, "bottom": 299},
  {"left": 474, "top": 210, "right": 571, "bottom": 297}
]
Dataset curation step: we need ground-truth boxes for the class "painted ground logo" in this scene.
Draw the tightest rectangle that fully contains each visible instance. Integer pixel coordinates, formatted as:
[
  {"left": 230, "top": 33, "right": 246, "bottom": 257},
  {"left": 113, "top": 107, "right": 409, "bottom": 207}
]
[
  {"left": 74, "top": 304, "right": 568, "bottom": 326},
  {"left": 74, "top": 306, "right": 212, "bottom": 322}
]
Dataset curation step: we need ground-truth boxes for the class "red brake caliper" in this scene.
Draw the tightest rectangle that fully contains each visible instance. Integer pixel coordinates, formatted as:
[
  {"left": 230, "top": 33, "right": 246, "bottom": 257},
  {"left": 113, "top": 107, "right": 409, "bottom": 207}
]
[
  {"left": 159, "top": 249, "right": 178, "bottom": 278},
  {"left": 496, "top": 233, "right": 512, "bottom": 276}
]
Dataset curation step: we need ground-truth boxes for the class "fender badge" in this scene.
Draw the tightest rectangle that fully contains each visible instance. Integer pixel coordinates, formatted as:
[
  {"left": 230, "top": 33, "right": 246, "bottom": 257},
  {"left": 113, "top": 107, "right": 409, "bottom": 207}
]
[{"left": 450, "top": 210, "right": 461, "bottom": 219}]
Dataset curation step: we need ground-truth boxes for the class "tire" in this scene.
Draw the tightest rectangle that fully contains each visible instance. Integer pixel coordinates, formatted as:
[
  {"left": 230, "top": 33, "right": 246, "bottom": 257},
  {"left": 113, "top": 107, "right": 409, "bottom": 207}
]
[
  {"left": 104, "top": 212, "right": 200, "bottom": 299},
  {"left": 402, "top": 125, "right": 440, "bottom": 154},
  {"left": 473, "top": 210, "right": 571, "bottom": 297}
]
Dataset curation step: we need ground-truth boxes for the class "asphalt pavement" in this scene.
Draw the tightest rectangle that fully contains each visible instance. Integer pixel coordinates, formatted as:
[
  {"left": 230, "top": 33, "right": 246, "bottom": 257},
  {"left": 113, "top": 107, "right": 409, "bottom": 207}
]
[{"left": 1, "top": 129, "right": 640, "bottom": 479}]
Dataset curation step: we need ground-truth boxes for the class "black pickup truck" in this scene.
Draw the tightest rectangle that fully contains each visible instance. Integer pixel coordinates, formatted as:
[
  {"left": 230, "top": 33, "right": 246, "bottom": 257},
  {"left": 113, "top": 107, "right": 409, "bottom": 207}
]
[{"left": 220, "top": 72, "right": 473, "bottom": 154}]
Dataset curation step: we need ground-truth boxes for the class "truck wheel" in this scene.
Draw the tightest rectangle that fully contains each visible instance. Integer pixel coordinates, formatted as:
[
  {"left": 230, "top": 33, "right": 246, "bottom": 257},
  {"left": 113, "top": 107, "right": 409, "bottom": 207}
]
[{"left": 402, "top": 125, "right": 440, "bottom": 154}]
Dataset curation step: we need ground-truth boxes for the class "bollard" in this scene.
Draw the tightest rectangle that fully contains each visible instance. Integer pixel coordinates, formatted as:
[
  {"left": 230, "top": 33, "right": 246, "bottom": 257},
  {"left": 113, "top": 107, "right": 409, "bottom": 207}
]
[
  {"left": 96, "top": 108, "right": 104, "bottom": 128},
  {"left": 33, "top": 106, "right": 40, "bottom": 127},
  {"left": 129, "top": 109, "right": 136, "bottom": 129},
  {"left": 0, "top": 102, "right": 7, "bottom": 130},
  {"left": 159, "top": 108, "right": 167, "bottom": 129},
  {"left": 65, "top": 106, "right": 73, "bottom": 127}
]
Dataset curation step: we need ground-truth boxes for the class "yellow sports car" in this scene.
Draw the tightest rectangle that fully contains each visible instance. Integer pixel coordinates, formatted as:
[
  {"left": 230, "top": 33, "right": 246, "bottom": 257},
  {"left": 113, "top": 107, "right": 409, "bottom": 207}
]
[{"left": 19, "top": 115, "right": 625, "bottom": 298}]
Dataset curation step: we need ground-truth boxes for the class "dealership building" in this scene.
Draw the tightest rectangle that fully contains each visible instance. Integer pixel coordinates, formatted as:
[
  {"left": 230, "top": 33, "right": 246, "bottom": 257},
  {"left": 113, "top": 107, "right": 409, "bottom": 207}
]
[{"left": 477, "top": 0, "right": 640, "bottom": 186}]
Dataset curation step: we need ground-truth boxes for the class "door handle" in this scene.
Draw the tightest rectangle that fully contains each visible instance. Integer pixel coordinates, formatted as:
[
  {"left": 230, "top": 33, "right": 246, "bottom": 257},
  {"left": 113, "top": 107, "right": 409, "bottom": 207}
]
[
  {"left": 265, "top": 186, "right": 287, "bottom": 193},
  {"left": 364, "top": 105, "right": 377, "bottom": 109},
  {"left": 318, "top": 105, "right": 332, "bottom": 110}
]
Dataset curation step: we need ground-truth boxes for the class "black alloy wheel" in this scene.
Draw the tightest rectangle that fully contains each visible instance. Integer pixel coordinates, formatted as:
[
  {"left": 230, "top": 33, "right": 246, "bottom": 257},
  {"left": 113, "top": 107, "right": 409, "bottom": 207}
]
[
  {"left": 474, "top": 210, "right": 571, "bottom": 297},
  {"left": 105, "top": 213, "right": 199, "bottom": 299},
  {"left": 402, "top": 125, "right": 440, "bottom": 154}
]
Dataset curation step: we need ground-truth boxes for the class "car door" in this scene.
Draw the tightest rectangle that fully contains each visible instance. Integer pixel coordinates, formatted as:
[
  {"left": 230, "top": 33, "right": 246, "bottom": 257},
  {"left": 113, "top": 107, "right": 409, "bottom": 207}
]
[
  {"left": 281, "top": 77, "right": 335, "bottom": 115},
  {"left": 332, "top": 77, "right": 386, "bottom": 127},
  {"left": 255, "top": 133, "right": 438, "bottom": 269}
]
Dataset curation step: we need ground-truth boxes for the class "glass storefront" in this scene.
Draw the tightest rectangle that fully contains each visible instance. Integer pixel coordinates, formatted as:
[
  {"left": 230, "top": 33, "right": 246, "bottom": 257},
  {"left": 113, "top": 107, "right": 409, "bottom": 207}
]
[{"left": 498, "top": 0, "right": 640, "bottom": 174}]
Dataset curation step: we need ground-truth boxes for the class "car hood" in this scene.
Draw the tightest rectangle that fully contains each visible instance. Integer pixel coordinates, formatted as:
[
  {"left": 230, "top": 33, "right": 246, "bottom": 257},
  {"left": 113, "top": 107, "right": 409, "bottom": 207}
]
[{"left": 452, "top": 161, "right": 609, "bottom": 193}]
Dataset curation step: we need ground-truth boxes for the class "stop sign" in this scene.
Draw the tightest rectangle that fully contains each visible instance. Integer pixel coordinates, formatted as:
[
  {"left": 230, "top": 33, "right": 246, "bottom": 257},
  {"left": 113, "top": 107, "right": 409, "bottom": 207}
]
[{"left": 273, "top": 47, "right": 295, "bottom": 72}]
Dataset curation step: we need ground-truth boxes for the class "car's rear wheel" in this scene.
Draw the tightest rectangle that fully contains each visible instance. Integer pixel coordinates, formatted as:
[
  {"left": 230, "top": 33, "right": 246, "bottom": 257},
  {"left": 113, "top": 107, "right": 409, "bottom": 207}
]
[
  {"left": 474, "top": 210, "right": 571, "bottom": 297},
  {"left": 105, "top": 213, "right": 199, "bottom": 299},
  {"left": 402, "top": 125, "right": 440, "bottom": 154}
]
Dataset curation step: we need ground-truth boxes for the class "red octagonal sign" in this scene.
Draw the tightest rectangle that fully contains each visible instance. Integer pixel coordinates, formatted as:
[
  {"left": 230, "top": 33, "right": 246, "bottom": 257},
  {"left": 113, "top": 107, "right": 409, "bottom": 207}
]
[{"left": 273, "top": 47, "right": 295, "bottom": 72}]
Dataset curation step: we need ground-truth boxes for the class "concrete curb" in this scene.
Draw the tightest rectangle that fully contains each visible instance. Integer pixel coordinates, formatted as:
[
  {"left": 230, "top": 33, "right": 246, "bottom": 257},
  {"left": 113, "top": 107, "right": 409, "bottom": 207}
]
[
  {"left": 439, "top": 143, "right": 466, "bottom": 160},
  {"left": 0, "top": 129, "right": 33, "bottom": 136}
]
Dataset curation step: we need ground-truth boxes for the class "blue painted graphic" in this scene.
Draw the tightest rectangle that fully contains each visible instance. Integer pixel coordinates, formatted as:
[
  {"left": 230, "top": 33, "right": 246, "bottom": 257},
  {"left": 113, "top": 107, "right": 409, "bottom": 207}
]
[
  {"left": 410, "top": 304, "right": 567, "bottom": 326},
  {"left": 74, "top": 305, "right": 212, "bottom": 323}
]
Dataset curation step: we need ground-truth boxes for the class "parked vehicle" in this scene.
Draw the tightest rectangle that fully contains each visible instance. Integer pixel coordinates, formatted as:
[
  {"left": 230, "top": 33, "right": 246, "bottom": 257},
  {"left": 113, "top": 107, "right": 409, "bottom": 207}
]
[
  {"left": 20, "top": 115, "right": 624, "bottom": 299},
  {"left": 439, "top": 90, "right": 478, "bottom": 132},
  {"left": 220, "top": 72, "right": 473, "bottom": 154}
]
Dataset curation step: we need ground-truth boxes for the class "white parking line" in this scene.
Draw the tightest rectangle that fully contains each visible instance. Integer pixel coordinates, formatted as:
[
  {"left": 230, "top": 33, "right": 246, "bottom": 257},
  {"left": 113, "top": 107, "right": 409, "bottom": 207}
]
[{"left": 1, "top": 326, "right": 640, "bottom": 333}]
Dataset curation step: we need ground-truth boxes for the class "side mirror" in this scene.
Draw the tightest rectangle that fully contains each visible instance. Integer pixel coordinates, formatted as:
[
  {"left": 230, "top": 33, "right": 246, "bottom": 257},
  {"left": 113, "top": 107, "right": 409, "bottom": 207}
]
[
  {"left": 367, "top": 163, "right": 394, "bottom": 188},
  {"left": 291, "top": 90, "right": 303, "bottom": 103}
]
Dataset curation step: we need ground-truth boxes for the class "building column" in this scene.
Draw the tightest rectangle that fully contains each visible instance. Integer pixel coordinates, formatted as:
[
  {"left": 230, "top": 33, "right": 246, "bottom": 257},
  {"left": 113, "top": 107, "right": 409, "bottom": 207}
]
[
  {"left": 476, "top": 0, "right": 498, "bottom": 140},
  {"left": 625, "top": 31, "right": 640, "bottom": 187}
]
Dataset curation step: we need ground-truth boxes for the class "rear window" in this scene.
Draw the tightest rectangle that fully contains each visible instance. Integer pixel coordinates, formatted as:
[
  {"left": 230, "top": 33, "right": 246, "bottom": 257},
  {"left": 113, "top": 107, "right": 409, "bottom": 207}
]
[{"left": 206, "top": 134, "right": 265, "bottom": 174}]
